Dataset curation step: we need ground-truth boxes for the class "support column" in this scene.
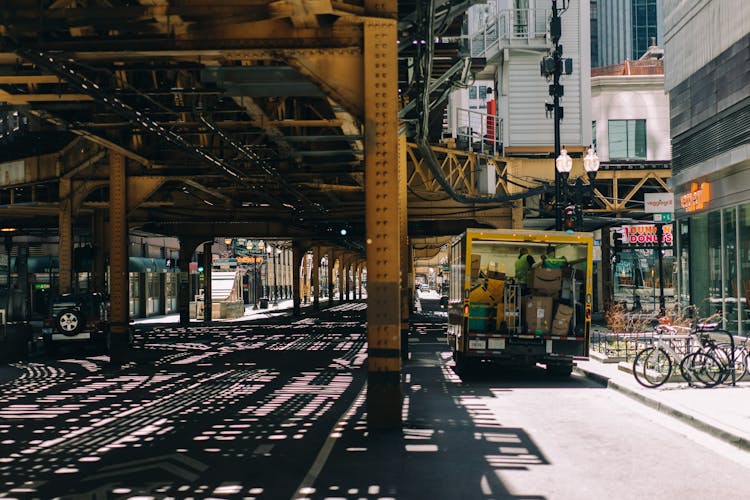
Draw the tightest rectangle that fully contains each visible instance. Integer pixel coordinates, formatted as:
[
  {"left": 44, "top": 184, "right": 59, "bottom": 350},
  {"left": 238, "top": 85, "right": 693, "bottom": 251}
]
[
  {"left": 356, "top": 263, "right": 362, "bottom": 300},
  {"left": 203, "top": 242, "right": 212, "bottom": 322},
  {"left": 292, "top": 243, "right": 304, "bottom": 316},
  {"left": 600, "top": 227, "right": 613, "bottom": 313},
  {"left": 399, "top": 133, "right": 410, "bottom": 362},
  {"left": 312, "top": 247, "right": 320, "bottom": 310},
  {"left": 338, "top": 255, "right": 345, "bottom": 303},
  {"left": 511, "top": 200, "right": 524, "bottom": 229},
  {"left": 345, "top": 260, "right": 351, "bottom": 301},
  {"left": 364, "top": 18, "right": 401, "bottom": 429},
  {"left": 178, "top": 238, "right": 198, "bottom": 325},
  {"left": 286, "top": 248, "right": 292, "bottom": 299},
  {"left": 93, "top": 210, "right": 107, "bottom": 293},
  {"left": 58, "top": 178, "right": 73, "bottom": 295},
  {"left": 328, "top": 251, "right": 335, "bottom": 303},
  {"left": 303, "top": 251, "right": 310, "bottom": 304},
  {"left": 108, "top": 152, "right": 129, "bottom": 368}
]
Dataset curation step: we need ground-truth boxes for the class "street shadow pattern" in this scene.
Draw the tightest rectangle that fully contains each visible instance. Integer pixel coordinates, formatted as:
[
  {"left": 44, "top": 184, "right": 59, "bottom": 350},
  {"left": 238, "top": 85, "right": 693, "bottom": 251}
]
[
  {"left": 0, "top": 303, "right": 368, "bottom": 499},
  {"left": 297, "top": 331, "right": 555, "bottom": 500}
]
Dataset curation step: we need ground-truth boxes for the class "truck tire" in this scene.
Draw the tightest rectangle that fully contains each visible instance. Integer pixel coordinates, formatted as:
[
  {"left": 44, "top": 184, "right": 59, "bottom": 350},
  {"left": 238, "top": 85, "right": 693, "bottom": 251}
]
[
  {"left": 57, "top": 308, "right": 84, "bottom": 336},
  {"left": 454, "top": 351, "right": 467, "bottom": 375},
  {"left": 546, "top": 363, "right": 573, "bottom": 377}
]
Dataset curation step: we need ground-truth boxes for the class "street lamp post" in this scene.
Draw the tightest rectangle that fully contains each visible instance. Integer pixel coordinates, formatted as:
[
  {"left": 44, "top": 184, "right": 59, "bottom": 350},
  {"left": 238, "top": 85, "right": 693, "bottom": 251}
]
[
  {"left": 556, "top": 147, "right": 599, "bottom": 231},
  {"left": 541, "top": 0, "right": 572, "bottom": 230}
]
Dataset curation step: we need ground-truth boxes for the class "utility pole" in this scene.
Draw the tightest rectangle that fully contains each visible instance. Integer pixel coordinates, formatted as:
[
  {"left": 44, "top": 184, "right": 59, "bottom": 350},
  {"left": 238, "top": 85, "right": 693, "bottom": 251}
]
[
  {"left": 541, "top": 0, "right": 572, "bottom": 230},
  {"left": 656, "top": 223, "right": 666, "bottom": 316}
]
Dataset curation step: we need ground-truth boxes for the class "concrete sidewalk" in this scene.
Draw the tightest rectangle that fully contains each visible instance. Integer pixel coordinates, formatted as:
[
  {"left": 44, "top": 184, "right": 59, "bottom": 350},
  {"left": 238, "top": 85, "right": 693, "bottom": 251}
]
[
  {"left": 130, "top": 298, "right": 303, "bottom": 326},
  {"left": 575, "top": 355, "right": 750, "bottom": 452}
]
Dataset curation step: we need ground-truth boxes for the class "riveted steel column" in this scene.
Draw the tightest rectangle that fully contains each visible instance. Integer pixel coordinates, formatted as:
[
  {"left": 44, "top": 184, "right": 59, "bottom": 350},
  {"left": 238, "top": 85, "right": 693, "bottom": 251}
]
[
  {"left": 203, "top": 242, "right": 212, "bottom": 322},
  {"left": 303, "top": 250, "right": 310, "bottom": 304},
  {"left": 365, "top": 19, "right": 402, "bottom": 429},
  {"left": 345, "top": 260, "right": 351, "bottom": 301},
  {"left": 338, "top": 255, "right": 345, "bottom": 303},
  {"left": 178, "top": 238, "right": 199, "bottom": 325},
  {"left": 58, "top": 178, "right": 73, "bottom": 295},
  {"left": 399, "top": 133, "right": 410, "bottom": 362},
  {"left": 93, "top": 210, "right": 107, "bottom": 293},
  {"left": 312, "top": 246, "right": 320, "bottom": 310},
  {"left": 357, "top": 263, "right": 364, "bottom": 300},
  {"left": 292, "top": 243, "right": 304, "bottom": 316},
  {"left": 108, "top": 152, "right": 129, "bottom": 368},
  {"left": 328, "top": 251, "right": 335, "bottom": 303}
]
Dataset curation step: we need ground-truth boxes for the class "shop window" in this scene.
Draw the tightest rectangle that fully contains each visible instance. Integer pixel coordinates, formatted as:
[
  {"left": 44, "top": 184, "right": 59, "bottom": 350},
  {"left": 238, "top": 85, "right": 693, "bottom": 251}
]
[
  {"left": 739, "top": 204, "right": 750, "bottom": 334},
  {"left": 608, "top": 119, "right": 646, "bottom": 159},
  {"left": 677, "top": 220, "right": 691, "bottom": 308},
  {"left": 723, "top": 207, "right": 738, "bottom": 332},
  {"left": 689, "top": 214, "right": 709, "bottom": 316},
  {"left": 707, "top": 211, "right": 722, "bottom": 315}
]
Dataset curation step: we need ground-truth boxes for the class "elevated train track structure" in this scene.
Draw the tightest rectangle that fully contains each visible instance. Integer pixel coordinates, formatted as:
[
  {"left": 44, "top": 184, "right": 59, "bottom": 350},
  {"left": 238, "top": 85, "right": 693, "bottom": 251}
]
[{"left": 0, "top": 0, "right": 670, "bottom": 428}]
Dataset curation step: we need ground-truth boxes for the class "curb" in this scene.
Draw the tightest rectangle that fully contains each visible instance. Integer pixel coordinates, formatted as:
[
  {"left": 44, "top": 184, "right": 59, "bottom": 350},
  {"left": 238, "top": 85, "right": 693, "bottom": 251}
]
[{"left": 574, "top": 366, "right": 750, "bottom": 453}]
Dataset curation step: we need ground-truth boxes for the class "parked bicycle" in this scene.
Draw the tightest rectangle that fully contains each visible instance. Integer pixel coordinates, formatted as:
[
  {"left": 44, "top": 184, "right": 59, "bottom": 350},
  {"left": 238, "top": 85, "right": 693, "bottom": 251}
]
[{"left": 632, "top": 321, "right": 737, "bottom": 388}]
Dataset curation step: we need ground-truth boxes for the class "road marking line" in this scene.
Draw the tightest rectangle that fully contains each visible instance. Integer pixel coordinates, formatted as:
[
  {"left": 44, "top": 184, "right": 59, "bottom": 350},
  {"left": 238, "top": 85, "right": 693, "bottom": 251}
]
[{"left": 291, "top": 382, "right": 367, "bottom": 500}]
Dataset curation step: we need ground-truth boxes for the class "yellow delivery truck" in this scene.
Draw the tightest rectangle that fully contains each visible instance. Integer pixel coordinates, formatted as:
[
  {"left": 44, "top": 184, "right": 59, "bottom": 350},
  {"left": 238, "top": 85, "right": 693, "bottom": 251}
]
[{"left": 447, "top": 228, "right": 594, "bottom": 376}]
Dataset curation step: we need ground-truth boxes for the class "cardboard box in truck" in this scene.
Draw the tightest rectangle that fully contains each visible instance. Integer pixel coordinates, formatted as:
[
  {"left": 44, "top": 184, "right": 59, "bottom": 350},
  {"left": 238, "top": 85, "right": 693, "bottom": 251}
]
[{"left": 524, "top": 296, "right": 553, "bottom": 334}]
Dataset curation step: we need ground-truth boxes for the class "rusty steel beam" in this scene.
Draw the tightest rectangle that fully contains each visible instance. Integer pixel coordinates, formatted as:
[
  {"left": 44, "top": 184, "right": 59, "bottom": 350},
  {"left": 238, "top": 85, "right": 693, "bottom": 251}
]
[
  {"left": 364, "top": 19, "right": 401, "bottom": 430},
  {"left": 108, "top": 151, "right": 130, "bottom": 368}
]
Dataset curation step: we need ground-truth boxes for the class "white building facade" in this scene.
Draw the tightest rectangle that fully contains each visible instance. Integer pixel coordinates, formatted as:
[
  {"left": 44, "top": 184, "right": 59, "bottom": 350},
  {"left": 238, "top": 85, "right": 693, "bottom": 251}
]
[
  {"left": 460, "top": 0, "right": 592, "bottom": 154},
  {"left": 590, "top": 58, "right": 670, "bottom": 162}
]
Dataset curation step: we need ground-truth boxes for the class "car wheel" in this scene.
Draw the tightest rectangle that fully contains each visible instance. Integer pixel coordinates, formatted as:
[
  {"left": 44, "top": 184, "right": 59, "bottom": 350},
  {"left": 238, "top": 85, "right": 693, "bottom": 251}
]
[{"left": 57, "top": 308, "right": 84, "bottom": 336}]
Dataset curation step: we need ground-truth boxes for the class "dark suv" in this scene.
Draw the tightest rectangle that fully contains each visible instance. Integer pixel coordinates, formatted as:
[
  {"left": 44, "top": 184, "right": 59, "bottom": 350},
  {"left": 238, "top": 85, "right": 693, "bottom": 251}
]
[{"left": 42, "top": 292, "right": 110, "bottom": 351}]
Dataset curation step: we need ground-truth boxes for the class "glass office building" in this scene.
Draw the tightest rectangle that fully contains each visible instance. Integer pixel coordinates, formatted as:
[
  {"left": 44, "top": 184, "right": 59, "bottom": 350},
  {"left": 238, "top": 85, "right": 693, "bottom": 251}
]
[
  {"left": 666, "top": 2, "right": 750, "bottom": 335},
  {"left": 675, "top": 178, "right": 750, "bottom": 336}
]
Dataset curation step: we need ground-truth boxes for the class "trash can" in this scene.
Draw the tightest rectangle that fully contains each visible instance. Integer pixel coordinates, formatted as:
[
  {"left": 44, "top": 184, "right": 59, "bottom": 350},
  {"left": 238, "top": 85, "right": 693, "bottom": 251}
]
[{"left": 260, "top": 297, "right": 269, "bottom": 309}]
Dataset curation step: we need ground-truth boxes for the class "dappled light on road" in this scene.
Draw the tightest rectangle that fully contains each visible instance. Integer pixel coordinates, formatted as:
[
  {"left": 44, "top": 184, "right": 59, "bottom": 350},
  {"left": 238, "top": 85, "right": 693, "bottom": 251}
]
[{"left": 0, "top": 305, "right": 368, "bottom": 498}]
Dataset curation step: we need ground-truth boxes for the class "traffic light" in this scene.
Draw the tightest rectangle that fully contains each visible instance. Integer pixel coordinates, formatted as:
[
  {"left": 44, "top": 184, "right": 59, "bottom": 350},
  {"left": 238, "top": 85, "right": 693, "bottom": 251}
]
[
  {"left": 563, "top": 205, "right": 575, "bottom": 232},
  {"left": 613, "top": 231, "right": 623, "bottom": 253},
  {"left": 612, "top": 231, "right": 623, "bottom": 263}
]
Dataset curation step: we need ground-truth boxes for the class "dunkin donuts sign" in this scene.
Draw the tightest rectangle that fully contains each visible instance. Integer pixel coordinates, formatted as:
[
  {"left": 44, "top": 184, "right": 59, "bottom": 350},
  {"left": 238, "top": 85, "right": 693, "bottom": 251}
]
[{"left": 620, "top": 224, "right": 673, "bottom": 246}]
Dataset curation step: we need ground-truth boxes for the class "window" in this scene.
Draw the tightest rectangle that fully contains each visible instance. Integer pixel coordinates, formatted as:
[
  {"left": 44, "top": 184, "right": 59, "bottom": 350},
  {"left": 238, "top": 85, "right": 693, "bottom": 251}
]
[
  {"left": 631, "top": 0, "right": 658, "bottom": 59},
  {"left": 592, "top": 121, "right": 597, "bottom": 150},
  {"left": 608, "top": 119, "right": 646, "bottom": 159},
  {"left": 478, "top": 86, "right": 487, "bottom": 99},
  {"left": 469, "top": 86, "right": 477, "bottom": 99},
  {"left": 514, "top": 0, "right": 529, "bottom": 36}
]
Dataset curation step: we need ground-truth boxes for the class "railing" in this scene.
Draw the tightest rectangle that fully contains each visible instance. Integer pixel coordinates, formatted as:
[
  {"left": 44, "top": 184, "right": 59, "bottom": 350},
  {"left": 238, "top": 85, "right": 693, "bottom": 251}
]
[
  {"left": 454, "top": 107, "right": 502, "bottom": 157},
  {"left": 590, "top": 328, "right": 685, "bottom": 362},
  {"left": 469, "top": 8, "right": 551, "bottom": 58},
  {"left": 591, "top": 325, "right": 747, "bottom": 363}
]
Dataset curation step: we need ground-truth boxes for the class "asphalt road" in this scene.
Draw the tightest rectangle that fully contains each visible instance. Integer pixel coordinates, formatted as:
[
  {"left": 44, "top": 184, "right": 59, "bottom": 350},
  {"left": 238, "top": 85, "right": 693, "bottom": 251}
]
[
  {"left": 309, "top": 316, "right": 750, "bottom": 500},
  {"left": 0, "top": 304, "right": 369, "bottom": 499},
  {"left": 0, "top": 308, "right": 747, "bottom": 499}
]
